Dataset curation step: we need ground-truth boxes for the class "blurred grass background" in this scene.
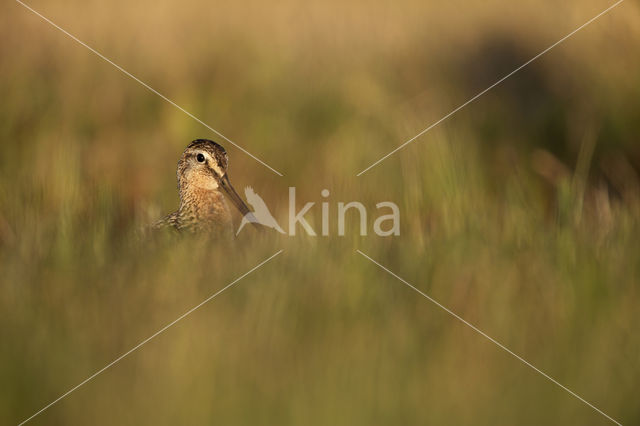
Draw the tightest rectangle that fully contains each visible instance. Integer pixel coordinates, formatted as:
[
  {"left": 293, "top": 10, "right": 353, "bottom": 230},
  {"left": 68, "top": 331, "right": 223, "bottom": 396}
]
[{"left": 1, "top": 0, "right": 640, "bottom": 424}]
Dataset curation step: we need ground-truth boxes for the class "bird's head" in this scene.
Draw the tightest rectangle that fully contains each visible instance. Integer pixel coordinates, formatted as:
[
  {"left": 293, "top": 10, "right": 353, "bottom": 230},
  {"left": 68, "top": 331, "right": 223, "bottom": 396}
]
[{"left": 177, "top": 139, "right": 251, "bottom": 217}]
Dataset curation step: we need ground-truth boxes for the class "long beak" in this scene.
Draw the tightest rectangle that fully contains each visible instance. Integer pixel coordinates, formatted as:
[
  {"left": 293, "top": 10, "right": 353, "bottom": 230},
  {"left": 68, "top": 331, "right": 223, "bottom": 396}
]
[{"left": 219, "top": 174, "right": 261, "bottom": 230}]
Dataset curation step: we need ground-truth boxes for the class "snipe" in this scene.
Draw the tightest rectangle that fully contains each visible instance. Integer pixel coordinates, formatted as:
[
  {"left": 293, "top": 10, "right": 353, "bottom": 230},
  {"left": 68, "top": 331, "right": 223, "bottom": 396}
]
[{"left": 152, "top": 139, "right": 253, "bottom": 236}]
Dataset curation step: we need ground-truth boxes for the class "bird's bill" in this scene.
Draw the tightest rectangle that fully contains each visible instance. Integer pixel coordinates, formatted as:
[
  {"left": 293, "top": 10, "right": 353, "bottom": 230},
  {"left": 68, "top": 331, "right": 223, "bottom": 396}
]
[{"left": 219, "top": 174, "right": 252, "bottom": 217}]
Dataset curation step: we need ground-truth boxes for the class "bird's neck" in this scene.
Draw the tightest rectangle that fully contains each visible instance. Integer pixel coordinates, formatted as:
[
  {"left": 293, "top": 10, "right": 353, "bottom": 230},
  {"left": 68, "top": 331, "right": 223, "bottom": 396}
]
[{"left": 178, "top": 185, "right": 232, "bottom": 232}]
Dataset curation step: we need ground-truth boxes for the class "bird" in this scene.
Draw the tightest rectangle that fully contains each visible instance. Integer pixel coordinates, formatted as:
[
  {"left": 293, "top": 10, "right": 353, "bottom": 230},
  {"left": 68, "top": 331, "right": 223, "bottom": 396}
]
[
  {"left": 236, "top": 186, "right": 285, "bottom": 235},
  {"left": 152, "top": 139, "right": 256, "bottom": 236}
]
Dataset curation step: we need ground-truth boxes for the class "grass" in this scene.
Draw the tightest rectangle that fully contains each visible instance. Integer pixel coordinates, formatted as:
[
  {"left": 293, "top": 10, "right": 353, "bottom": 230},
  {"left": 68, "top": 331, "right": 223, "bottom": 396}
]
[{"left": 1, "top": 0, "right": 640, "bottom": 424}]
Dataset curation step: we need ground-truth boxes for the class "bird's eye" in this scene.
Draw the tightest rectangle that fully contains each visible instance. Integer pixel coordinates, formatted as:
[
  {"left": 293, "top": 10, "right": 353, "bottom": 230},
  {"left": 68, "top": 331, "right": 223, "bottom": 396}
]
[{"left": 196, "top": 153, "right": 205, "bottom": 163}]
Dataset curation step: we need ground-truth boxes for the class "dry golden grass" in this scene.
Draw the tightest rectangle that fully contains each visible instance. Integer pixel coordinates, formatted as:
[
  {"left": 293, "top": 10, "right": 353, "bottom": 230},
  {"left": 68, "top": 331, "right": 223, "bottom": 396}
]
[{"left": 1, "top": 0, "right": 639, "bottom": 424}]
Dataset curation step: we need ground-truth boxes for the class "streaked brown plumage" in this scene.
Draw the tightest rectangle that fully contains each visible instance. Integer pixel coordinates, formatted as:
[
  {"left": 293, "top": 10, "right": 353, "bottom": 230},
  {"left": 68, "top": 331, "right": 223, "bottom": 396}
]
[{"left": 152, "top": 139, "right": 252, "bottom": 236}]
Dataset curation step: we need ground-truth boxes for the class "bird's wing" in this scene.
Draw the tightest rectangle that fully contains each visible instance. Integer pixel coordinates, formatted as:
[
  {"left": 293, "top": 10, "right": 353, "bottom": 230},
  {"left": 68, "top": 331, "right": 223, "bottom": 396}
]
[
  {"left": 245, "top": 189, "right": 270, "bottom": 212},
  {"left": 242, "top": 187, "right": 284, "bottom": 232}
]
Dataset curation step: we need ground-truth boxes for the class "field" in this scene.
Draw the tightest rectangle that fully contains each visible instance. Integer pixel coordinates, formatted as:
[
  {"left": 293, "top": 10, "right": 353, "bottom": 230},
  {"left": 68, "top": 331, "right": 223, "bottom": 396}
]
[{"left": 1, "top": 0, "right": 639, "bottom": 424}]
